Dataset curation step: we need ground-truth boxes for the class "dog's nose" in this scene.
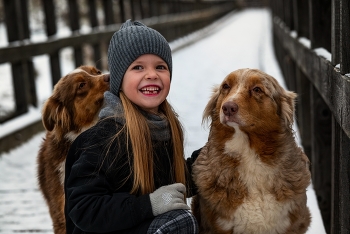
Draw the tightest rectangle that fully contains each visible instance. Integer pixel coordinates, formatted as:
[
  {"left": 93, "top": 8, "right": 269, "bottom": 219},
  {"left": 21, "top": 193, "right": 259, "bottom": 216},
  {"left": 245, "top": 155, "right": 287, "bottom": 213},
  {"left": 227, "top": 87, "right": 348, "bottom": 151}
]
[
  {"left": 104, "top": 74, "right": 110, "bottom": 82},
  {"left": 222, "top": 102, "right": 238, "bottom": 116}
]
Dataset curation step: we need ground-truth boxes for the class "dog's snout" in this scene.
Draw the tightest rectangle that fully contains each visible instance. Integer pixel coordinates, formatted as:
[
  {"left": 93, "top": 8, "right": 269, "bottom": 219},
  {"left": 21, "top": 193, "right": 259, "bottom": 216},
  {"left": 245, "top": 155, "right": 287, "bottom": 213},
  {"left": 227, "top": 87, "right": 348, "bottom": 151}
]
[
  {"left": 222, "top": 102, "right": 238, "bottom": 116},
  {"left": 104, "top": 74, "right": 110, "bottom": 82}
]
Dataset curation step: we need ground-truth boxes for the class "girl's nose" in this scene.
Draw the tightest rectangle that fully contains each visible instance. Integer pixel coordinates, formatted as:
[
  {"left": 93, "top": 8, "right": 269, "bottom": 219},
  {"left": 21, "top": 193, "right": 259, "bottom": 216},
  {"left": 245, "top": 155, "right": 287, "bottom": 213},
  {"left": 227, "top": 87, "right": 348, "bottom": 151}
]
[{"left": 145, "top": 69, "right": 158, "bottom": 79}]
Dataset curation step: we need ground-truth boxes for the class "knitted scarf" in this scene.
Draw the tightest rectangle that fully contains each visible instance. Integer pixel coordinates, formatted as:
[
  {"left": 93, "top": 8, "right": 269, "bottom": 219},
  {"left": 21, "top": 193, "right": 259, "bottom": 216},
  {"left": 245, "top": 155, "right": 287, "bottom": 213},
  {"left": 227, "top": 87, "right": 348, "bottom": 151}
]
[{"left": 99, "top": 91, "right": 171, "bottom": 141}]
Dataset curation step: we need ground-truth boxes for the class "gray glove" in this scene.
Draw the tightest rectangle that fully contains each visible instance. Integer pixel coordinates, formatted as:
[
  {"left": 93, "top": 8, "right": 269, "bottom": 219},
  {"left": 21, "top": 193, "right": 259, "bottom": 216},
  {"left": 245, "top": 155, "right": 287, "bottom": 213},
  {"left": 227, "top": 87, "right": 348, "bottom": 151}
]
[{"left": 149, "top": 183, "right": 190, "bottom": 216}]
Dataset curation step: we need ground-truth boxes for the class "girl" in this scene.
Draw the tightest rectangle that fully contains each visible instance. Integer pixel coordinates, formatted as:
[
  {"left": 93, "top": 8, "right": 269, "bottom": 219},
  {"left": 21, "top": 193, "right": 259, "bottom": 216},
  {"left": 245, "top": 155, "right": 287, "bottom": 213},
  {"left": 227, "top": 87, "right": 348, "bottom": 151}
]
[{"left": 64, "top": 20, "right": 199, "bottom": 234}]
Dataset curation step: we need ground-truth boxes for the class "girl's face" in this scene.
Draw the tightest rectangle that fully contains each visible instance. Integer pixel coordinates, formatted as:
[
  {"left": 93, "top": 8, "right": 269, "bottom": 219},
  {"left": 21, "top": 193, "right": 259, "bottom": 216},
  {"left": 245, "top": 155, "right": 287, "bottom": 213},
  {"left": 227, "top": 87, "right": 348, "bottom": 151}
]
[{"left": 121, "top": 54, "right": 171, "bottom": 113}]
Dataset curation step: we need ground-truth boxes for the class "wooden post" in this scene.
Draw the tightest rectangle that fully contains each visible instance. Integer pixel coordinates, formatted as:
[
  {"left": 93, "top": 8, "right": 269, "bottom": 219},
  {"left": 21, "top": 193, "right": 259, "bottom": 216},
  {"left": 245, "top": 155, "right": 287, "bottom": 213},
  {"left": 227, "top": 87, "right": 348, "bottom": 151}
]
[
  {"left": 3, "top": 0, "right": 28, "bottom": 118},
  {"left": 68, "top": 0, "right": 83, "bottom": 67},
  {"left": 295, "top": 68, "right": 312, "bottom": 159},
  {"left": 103, "top": 0, "right": 115, "bottom": 25},
  {"left": 119, "top": 0, "right": 126, "bottom": 22},
  {"left": 294, "top": 0, "right": 309, "bottom": 38},
  {"left": 309, "top": 0, "right": 331, "bottom": 51},
  {"left": 340, "top": 0, "right": 350, "bottom": 74},
  {"left": 284, "top": 0, "right": 294, "bottom": 30},
  {"left": 130, "top": 0, "right": 135, "bottom": 20},
  {"left": 19, "top": 0, "right": 37, "bottom": 107},
  {"left": 88, "top": 0, "right": 103, "bottom": 69},
  {"left": 331, "top": 0, "right": 340, "bottom": 66},
  {"left": 138, "top": 0, "right": 144, "bottom": 19},
  {"left": 331, "top": 119, "right": 350, "bottom": 233},
  {"left": 148, "top": 0, "right": 154, "bottom": 17},
  {"left": 42, "top": 0, "right": 61, "bottom": 86},
  {"left": 310, "top": 85, "right": 332, "bottom": 233}
]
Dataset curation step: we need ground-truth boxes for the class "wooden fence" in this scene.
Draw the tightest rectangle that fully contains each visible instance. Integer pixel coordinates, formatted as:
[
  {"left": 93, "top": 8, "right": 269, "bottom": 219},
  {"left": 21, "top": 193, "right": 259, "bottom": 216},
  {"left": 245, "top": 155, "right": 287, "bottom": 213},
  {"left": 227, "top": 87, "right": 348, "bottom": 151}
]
[
  {"left": 0, "top": 0, "right": 237, "bottom": 123},
  {"left": 0, "top": 0, "right": 243, "bottom": 152},
  {"left": 270, "top": 0, "right": 350, "bottom": 233}
]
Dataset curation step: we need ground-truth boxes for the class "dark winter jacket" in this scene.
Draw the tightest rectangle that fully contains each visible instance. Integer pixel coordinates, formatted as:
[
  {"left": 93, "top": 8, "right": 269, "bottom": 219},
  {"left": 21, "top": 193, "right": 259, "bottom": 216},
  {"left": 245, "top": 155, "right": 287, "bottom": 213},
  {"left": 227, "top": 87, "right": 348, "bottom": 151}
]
[{"left": 64, "top": 117, "right": 199, "bottom": 234}]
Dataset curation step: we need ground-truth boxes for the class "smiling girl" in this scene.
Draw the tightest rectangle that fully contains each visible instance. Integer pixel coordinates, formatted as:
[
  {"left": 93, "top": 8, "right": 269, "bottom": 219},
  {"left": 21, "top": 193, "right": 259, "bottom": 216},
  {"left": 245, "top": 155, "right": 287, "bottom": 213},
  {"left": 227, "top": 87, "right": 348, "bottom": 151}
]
[{"left": 64, "top": 20, "right": 199, "bottom": 234}]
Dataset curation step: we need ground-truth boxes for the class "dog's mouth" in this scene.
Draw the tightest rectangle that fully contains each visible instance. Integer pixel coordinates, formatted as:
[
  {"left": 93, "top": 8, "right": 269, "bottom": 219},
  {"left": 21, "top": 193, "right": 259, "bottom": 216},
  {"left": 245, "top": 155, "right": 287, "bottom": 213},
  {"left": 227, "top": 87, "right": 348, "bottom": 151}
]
[
  {"left": 220, "top": 112, "right": 241, "bottom": 127},
  {"left": 140, "top": 85, "right": 161, "bottom": 95}
]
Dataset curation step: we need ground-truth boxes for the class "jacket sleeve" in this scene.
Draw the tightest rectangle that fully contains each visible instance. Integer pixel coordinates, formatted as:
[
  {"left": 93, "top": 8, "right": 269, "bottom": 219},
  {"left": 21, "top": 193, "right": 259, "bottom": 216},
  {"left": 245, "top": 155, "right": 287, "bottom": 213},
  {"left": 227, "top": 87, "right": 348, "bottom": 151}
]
[
  {"left": 65, "top": 122, "right": 154, "bottom": 232},
  {"left": 185, "top": 147, "right": 202, "bottom": 197}
]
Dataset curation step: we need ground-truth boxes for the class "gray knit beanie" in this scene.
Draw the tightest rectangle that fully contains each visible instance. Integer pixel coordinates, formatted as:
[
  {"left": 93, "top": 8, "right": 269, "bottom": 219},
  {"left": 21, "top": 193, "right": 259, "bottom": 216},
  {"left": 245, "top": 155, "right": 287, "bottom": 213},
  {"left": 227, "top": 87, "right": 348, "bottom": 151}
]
[{"left": 108, "top": 19, "right": 172, "bottom": 96}]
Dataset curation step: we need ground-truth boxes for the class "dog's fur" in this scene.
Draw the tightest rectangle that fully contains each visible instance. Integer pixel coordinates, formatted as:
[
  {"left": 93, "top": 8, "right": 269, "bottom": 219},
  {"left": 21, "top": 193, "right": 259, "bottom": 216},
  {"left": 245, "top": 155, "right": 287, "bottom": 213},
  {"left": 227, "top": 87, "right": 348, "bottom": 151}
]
[
  {"left": 37, "top": 66, "right": 109, "bottom": 234},
  {"left": 191, "top": 69, "right": 311, "bottom": 234}
]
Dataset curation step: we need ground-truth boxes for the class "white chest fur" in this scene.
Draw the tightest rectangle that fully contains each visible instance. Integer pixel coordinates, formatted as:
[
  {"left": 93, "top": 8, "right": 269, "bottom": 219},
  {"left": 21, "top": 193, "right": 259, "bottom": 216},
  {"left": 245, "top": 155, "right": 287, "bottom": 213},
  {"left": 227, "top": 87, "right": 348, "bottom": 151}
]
[{"left": 218, "top": 127, "right": 294, "bottom": 234}]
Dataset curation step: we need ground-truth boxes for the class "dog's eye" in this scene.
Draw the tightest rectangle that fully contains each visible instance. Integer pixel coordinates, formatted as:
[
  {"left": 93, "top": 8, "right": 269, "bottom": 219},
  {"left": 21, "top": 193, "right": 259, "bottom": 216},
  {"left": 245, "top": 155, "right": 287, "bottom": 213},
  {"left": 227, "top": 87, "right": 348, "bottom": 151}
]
[
  {"left": 252, "top": 87, "right": 263, "bottom": 93},
  {"left": 222, "top": 83, "right": 230, "bottom": 90},
  {"left": 79, "top": 82, "right": 86, "bottom": 89},
  {"left": 96, "top": 70, "right": 102, "bottom": 75}
]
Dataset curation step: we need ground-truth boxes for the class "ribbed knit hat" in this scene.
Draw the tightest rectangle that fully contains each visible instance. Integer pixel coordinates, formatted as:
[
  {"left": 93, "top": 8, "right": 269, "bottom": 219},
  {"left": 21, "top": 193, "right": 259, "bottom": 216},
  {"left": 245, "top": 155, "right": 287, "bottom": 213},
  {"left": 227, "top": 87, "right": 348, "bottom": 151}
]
[{"left": 108, "top": 19, "right": 172, "bottom": 96}]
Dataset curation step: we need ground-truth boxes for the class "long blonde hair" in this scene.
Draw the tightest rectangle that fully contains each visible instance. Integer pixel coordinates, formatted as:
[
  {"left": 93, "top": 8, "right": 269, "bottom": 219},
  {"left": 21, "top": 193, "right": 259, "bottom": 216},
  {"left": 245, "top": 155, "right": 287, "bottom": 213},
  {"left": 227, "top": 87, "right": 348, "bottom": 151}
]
[{"left": 119, "top": 92, "right": 186, "bottom": 195}]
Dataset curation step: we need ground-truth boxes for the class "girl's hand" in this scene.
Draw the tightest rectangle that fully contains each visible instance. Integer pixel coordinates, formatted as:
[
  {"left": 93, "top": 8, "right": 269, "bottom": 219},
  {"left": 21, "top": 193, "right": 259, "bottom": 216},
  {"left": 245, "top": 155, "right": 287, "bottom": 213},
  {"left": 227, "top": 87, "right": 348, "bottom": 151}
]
[{"left": 149, "top": 183, "right": 190, "bottom": 216}]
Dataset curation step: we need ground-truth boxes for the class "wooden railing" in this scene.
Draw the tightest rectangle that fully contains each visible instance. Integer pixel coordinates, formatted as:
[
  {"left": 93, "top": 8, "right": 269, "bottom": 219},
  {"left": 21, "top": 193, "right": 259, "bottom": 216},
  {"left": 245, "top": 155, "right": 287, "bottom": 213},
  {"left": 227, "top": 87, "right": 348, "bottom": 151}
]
[
  {"left": 0, "top": 0, "right": 237, "bottom": 124},
  {"left": 269, "top": 0, "right": 350, "bottom": 233},
  {"left": 0, "top": 0, "right": 240, "bottom": 152}
]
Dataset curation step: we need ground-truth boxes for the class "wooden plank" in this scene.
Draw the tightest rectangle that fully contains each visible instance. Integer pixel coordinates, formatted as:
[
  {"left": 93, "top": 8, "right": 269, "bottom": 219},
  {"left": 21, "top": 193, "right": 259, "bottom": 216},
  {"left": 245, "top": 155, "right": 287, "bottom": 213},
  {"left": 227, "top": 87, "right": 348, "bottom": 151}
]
[
  {"left": 0, "top": 119, "right": 44, "bottom": 152},
  {"left": 0, "top": 5, "right": 232, "bottom": 63},
  {"left": 310, "top": 85, "right": 332, "bottom": 233},
  {"left": 340, "top": 0, "right": 350, "bottom": 74},
  {"left": 273, "top": 17, "right": 350, "bottom": 139}
]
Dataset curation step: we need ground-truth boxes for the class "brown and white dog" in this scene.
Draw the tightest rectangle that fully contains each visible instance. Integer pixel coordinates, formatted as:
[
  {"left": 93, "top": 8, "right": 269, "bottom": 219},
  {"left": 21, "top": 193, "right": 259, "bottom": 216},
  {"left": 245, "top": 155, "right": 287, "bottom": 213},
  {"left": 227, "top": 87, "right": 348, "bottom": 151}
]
[
  {"left": 37, "top": 66, "right": 109, "bottom": 234},
  {"left": 191, "top": 69, "right": 311, "bottom": 234}
]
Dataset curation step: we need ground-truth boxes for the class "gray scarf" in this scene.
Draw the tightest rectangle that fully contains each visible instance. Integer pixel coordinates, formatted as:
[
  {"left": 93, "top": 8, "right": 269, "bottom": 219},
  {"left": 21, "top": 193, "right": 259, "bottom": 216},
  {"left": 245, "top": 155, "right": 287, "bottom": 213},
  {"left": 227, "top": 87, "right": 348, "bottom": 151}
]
[{"left": 99, "top": 91, "right": 171, "bottom": 141}]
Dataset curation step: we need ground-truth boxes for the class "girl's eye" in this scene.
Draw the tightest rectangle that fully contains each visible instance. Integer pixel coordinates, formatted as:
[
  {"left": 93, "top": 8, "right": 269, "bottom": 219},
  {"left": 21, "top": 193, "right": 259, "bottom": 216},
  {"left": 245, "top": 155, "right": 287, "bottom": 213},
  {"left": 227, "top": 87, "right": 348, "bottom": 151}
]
[
  {"left": 132, "top": 65, "right": 143, "bottom": 70},
  {"left": 156, "top": 65, "right": 167, "bottom": 70},
  {"left": 252, "top": 87, "right": 263, "bottom": 93},
  {"left": 79, "top": 82, "right": 86, "bottom": 89},
  {"left": 222, "top": 83, "right": 230, "bottom": 89}
]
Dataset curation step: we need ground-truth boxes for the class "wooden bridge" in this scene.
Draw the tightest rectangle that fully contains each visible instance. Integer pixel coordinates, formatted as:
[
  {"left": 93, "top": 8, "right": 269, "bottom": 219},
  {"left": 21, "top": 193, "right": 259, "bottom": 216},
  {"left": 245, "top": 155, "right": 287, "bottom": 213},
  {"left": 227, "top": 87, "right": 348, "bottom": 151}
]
[{"left": 0, "top": 0, "right": 349, "bottom": 233}]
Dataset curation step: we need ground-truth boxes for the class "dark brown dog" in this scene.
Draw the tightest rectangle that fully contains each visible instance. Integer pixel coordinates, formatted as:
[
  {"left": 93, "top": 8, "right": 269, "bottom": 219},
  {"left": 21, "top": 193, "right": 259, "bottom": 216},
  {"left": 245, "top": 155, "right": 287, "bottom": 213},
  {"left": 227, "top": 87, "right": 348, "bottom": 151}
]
[
  {"left": 37, "top": 66, "right": 109, "bottom": 234},
  {"left": 191, "top": 68, "right": 311, "bottom": 234}
]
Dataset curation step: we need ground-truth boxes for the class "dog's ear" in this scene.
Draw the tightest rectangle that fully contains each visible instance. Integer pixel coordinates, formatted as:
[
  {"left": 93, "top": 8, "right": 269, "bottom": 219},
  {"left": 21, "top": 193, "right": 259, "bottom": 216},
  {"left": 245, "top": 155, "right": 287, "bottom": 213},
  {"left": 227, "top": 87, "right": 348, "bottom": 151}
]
[
  {"left": 42, "top": 97, "right": 71, "bottom": 132},
  {"left": 279, "top": 90, "right": 297, "bottom": 129},
  {"left": 203, "top": 85, "right": 220, "bottom": 124}
]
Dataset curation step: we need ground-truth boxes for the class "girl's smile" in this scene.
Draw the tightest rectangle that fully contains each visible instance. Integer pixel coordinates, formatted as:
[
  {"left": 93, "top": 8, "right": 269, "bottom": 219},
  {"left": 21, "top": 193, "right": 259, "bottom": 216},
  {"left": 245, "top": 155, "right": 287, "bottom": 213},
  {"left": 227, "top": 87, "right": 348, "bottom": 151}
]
[
  {"left": 140, "top": 85, "right": 161, "bottom": 95},
  {"left": 121, "top": 54, "right": 171, "bottom": 113}
]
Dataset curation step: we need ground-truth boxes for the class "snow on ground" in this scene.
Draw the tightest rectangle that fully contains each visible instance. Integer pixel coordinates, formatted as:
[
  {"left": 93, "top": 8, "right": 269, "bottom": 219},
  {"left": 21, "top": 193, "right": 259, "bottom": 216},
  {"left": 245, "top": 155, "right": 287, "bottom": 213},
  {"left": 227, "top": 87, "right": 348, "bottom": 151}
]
[{"left": 0, "top": 8, "right": 326, "bottom": 233}]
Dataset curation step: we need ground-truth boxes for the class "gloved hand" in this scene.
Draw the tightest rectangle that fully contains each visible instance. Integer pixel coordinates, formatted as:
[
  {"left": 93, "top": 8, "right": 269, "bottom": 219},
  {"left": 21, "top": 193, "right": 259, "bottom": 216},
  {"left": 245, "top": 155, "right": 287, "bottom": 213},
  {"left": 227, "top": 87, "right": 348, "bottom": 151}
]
[{"left": 149, "top": 183, "right": 190, "bottom": 216}]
